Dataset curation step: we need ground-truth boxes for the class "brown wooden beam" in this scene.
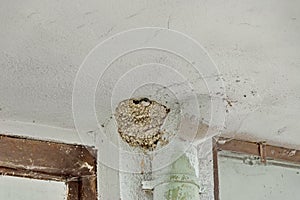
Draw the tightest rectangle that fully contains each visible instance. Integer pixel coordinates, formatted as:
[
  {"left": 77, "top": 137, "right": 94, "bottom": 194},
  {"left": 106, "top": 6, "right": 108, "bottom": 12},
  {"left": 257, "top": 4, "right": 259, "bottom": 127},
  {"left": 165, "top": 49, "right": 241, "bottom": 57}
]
[
  {"left": 67, "top": 181, "right": 80, "bottom": 200},
  {"left": 0, "top": 166, "right": 64, "bottom": 181},
  {"left": 66, "top": 176, "right": 97, "bottom": 200},
  {"left": 212, "top": 138, "right": 220, "bottom": 200},
  {"left": 0, "top": 134, "right": 96, "bottom": 177},
  {"left": 79, "top": 176, "right": 98, "bottom": 200},
  {"left": 0, "top": 134, "right": 98, "bottom": 200},
  {"left": 215, "top": 137, "right": 260, "bottom": 157},
  {"left": 215, "top": 137, "right": 300, "bottom": 165},
  {"left": 213, "top": 136, "right": 300, "bottom": 200}
]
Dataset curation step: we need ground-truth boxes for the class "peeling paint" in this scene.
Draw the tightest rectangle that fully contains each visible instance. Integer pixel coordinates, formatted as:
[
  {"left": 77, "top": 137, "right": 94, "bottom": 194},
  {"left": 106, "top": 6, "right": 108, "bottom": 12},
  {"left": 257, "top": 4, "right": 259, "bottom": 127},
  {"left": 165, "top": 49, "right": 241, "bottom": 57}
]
[
  {"left": 80, "top": 162, "right": 94, "bottom": 172},
  {"left": 287, "top": 150, "right": 297, "bottom": 157}
]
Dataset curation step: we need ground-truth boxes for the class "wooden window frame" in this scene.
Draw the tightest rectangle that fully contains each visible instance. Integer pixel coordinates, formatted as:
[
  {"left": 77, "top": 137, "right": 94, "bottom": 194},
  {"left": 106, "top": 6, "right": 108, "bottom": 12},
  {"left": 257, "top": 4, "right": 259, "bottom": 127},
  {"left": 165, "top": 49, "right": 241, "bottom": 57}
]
[
  {"left": 213, "top": 137, "right": 300, "bottom": 200},
  {"left": 0, "top": 134, "right": 97, "bottom": 200}
]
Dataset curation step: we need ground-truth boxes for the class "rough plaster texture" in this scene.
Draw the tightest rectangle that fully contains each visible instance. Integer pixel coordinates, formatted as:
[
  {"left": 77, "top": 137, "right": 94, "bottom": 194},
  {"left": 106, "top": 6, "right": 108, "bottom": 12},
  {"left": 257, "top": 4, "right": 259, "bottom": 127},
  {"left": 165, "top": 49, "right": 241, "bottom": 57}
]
[
  {"left": 0, "top": 0, "right": 299, "bottom": 145},
  {"left": 0, "top": 0, "right": 300, "bottom": 199},
  {"left": 198, "top": 142, "right": 214, "bottom": 200}
]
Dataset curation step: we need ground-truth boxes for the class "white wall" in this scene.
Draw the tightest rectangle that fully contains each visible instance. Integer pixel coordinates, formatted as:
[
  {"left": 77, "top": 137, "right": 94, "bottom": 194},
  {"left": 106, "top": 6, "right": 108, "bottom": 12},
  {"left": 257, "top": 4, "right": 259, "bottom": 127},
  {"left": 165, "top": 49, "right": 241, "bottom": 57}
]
[
  {"left": 0, "top": 0, "right": 299, "bottom": 199},
  {"left": 0, "top": 0, "right": 299, "bottom": 147},
  {"left": 0, "top": 176, "right": 66, "bottom": 200}
]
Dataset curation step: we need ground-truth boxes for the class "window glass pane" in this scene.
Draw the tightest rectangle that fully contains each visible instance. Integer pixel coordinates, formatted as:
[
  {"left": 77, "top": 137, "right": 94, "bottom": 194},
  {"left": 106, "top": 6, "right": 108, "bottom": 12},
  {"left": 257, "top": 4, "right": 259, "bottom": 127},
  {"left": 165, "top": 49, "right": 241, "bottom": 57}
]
[
  {"left": 0, "top": 176, "right": 66, "bottom": 200},
  {"left": 219, "top": 151, "right": 300, "bottom": 200}
]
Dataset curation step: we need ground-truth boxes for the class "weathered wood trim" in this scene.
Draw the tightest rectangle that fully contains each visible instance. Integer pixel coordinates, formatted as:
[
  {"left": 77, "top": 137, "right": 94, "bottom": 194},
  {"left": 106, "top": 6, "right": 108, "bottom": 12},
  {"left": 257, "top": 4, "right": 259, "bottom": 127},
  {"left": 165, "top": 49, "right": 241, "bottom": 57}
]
[
  {"left": 67, "top": 181, "right": 80, "bottom": 200},
  {"left": 212, "top": 138, "right": 220, "bottom": 200},
  {"left": 0, "top": 166, "right": 64, "bottom": 181},
  {"left": 215, "top": 137, "right": 300, "bottom": 165},
  {"left": 0, "top": 134, "right": 97, "bottom": 200},
  {"left": 213, "top": 137, "right": 300, "bottom": 199},
  {"left": 79, "top": 176, "right": 98, "bottom": 200}
]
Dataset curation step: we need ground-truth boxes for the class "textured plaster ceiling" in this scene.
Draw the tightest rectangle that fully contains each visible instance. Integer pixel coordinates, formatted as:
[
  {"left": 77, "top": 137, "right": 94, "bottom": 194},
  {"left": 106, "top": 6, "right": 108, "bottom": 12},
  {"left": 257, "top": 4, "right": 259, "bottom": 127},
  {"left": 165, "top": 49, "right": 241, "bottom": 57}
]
[{"left": 0, "top": 0, "right": 299, "bottom": 146}]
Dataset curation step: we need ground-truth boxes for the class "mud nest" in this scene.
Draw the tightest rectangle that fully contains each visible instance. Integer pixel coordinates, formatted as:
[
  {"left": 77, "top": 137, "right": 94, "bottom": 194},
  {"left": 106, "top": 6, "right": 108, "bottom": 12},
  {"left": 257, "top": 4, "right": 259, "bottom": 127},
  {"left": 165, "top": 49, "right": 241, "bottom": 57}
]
[{"left": 115, "top": 98, "right": 170, "bottom": 150}]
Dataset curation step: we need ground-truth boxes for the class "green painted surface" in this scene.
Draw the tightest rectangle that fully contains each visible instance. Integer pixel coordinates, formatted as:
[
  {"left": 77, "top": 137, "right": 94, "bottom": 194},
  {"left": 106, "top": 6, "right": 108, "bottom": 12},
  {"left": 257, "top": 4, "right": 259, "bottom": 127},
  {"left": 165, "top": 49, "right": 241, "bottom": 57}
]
[{"left": 154, "top": 154, "right": 200, "bottom": 200}]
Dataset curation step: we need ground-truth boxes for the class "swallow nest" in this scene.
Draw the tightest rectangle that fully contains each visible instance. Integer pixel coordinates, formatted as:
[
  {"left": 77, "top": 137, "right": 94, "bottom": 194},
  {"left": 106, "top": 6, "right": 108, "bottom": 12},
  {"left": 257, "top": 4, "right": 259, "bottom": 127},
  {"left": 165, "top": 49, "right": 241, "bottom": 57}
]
[{"left": 115, "top": 98, "right": 170, "bottom": 150}]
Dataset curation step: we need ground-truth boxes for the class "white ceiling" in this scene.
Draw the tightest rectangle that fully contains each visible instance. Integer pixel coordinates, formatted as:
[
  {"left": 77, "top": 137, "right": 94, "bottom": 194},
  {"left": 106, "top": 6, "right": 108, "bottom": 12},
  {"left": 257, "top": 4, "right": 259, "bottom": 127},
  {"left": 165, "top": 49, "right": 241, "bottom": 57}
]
[{"left": 0, "top": 0, "right": 299, "bottom": 146}]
